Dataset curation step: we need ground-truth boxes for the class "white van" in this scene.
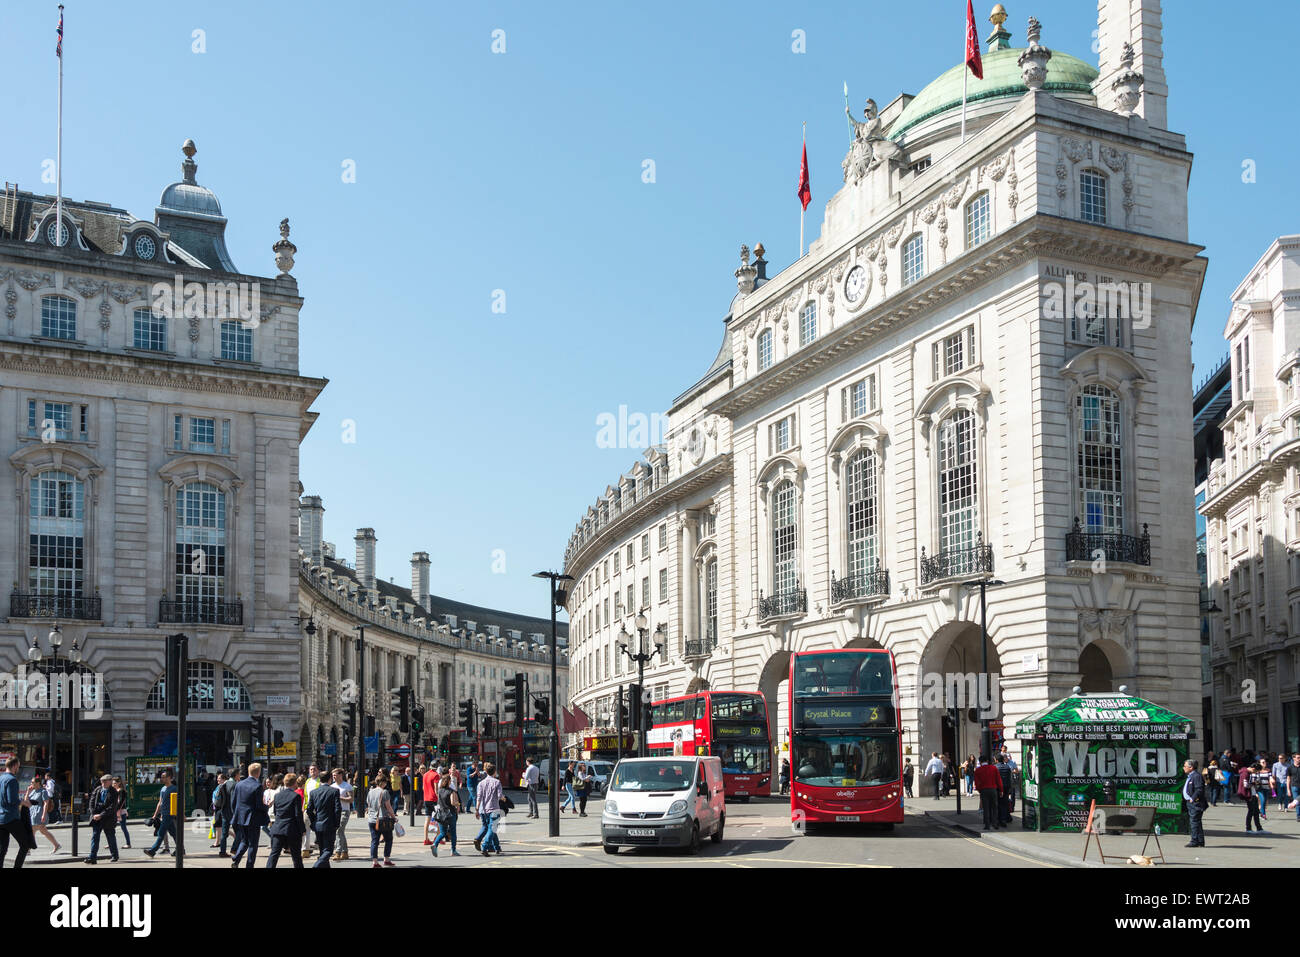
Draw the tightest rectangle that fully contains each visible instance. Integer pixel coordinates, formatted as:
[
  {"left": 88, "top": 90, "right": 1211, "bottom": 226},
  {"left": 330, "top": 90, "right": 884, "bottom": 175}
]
[{"left": 600, "top": 755, "right": 725, "bottom": 854}]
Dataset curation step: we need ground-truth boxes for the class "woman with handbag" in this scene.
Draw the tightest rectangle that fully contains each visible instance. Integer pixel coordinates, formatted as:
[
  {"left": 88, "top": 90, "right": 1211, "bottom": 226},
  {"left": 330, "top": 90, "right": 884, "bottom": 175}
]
[
  {"left": 111, "top": 777, "right": 131, "bottom": 849},
  {"left": 365, "top": 770, "right": 398, "bottom": 868},
  {"left": 430, "top": 771, "right": 461, "bottom": 857},
  {"left": 576, "top": 763, "right": 594, "bottom": 817},
  {"left": 26, "top": 773, "right": 60, "bottom": 855}
]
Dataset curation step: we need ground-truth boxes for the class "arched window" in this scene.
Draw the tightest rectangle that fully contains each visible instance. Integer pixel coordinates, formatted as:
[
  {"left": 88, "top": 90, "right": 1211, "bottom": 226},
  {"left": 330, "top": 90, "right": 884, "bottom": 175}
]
[
  {"left": 175, "top": 482, "right": 227, "bottom": 620},
  {"left": 902, "top": 234, "right": 925, "bottom": 286},
  {"left": 937, "top": 410, "right": 978, "bottom": 556},
  {"left": 1077, "top": 385, "right": 1123, "bottom": 533},
  {"left": 29, "top": 470, "right": 84, "bottom": 597},
  {"left": 1080, "top": 169, "right": 1107, "bottom": 225},
  {"left": 41, "top": 295, "right": 77, "bottom": 340},
  {"left": 799, "top": 302, "right": 818, "bottom": 347},
  {"left": 845, "top": 449, "right": 879, "bottom": 578},
  {"left": 704, "top": 558, "right": 718, "bottom": 643},
  {"left": 771, "top": 480, "right": 799, "bottom": 597},
  {"left": 965, "top": 192, "right": 990, "bottom": 248},
  {"left": 147, "top": 661, "right": 250, "bottom": 711},
  {"left": 757, "top": 329, "right": 773, "bottom": 371},
  {"left": 133, "top": 307, "right": 167, "bottom": 351}
]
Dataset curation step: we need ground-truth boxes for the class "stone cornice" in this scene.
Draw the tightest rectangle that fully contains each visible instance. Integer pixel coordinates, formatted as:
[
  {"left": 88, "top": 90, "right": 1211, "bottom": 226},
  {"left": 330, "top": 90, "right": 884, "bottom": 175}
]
[
  {"left": 564, "top": 453, "right": 731, "bottom": 580},
  {"left": 709, "top": 216, "right": 1204, "bottom": 419},
  {"left": 0, "top": 340, "right": 328, "bottom": 406},
  {"left": 1202, "top": 436, "right": 1300, "bottom": 518}
]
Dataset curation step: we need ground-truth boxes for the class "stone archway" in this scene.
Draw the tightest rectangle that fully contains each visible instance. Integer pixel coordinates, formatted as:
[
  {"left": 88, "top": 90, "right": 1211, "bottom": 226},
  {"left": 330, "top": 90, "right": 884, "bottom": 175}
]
[
  {"left": 1077, "top": 638, "right": 1132, "bottom": 694},
  {"left": 844, "top": 634, "right": 884, "bottom": 650},
  {"left": 758, "top": 649, "right": 792, "bottom": 754},
  {"left": 916, "top": 621, "right": 1005, "bottom": 789},
  {"left": 684, "top": 675, "right": 711, "bottom": 695}
]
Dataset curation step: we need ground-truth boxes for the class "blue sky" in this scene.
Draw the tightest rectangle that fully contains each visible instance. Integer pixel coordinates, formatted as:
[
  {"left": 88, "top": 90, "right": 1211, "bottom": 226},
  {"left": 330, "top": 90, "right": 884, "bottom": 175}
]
[{"left": 2, "top": 0, "right": 1296, "bottom": 619}]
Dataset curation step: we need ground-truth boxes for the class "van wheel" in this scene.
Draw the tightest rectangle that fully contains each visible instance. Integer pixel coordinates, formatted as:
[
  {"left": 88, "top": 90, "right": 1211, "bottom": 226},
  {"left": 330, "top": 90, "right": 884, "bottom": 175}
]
[
  {"left": 688, "top": 823, "right": 701, "bottom": 854},
  {"left": 603, "top": 843, "right": 619, "bottom": 855},
  {"left": 711, "top": 813, "right": 725, "bottom": 843}
]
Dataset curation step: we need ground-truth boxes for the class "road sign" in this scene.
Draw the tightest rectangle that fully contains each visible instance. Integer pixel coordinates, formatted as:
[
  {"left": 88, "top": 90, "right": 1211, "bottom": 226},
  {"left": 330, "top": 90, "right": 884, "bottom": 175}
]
[{"left": 392, "top": 744, "right": 411, "bottom": 758}]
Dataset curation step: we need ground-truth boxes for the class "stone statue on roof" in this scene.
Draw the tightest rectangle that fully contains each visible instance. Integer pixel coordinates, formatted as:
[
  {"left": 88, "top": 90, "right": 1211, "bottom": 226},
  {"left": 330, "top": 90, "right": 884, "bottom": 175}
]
[{"left": 842, "top": 98, "right": 903, "bottom": 184}]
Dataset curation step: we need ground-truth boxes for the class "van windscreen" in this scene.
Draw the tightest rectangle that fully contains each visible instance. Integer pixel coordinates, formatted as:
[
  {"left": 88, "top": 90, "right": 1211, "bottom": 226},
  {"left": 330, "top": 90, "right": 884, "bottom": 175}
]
[{"left": 610, "top": 762, "right": 694, "bottom": 791}]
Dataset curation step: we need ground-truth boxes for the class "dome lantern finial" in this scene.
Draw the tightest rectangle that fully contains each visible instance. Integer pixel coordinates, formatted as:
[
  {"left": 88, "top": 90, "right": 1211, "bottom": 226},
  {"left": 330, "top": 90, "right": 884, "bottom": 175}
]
[
  {"left": 181, "top": 138, "right": 198, "bottom": 185},
  {"left": 987, "top": 4, "right": 1011, "bottom": 51}
]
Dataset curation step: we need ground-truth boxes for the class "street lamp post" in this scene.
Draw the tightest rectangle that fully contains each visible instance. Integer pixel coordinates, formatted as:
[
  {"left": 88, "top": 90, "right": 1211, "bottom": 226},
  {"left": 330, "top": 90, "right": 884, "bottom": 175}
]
[
  {"left": 353, "top": 624, "right": 366, "bottom": 785},
  {"left": 27, "top": 624, "right": 75, "bottom": 853},
  {"left": 618, "top": 612, "right": 664, "bottom": 758},
  {"left": 533, "top": 571, "right": 573, "bottom": 839},
  {"left": 962, "top": 578, "right": 1005, "bottom": 760}
]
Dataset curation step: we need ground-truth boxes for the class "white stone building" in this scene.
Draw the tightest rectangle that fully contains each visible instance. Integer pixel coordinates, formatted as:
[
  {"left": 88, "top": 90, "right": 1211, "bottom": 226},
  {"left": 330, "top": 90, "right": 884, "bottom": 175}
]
[
  {"left": 1200, "top": 236, "right": 1300, "bottom": 755},
  {"left": 0, "top": 143, "right": 326, "bottom": 778},
  {"left": 563, "top": 1, "right": 1206, "bottom": 771},
  {"left": 296, "top": 499, "right": 570, "bottom": 765}
]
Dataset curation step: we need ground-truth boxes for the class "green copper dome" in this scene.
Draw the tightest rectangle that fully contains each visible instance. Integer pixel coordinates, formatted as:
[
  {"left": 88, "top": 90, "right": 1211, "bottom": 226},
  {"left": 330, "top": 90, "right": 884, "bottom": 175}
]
[{"left": 887, "top": 47, "right": 1098, "bottom": 140}]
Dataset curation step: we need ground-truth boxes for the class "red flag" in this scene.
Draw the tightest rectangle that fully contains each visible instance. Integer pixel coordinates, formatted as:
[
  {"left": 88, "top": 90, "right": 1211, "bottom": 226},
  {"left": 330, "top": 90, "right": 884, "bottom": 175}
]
[
  {"left": 964, "top": 0, "right": 983, "bottom": 79},
  {"left": 570, "top": 703, "right": 592, "bottom": 731},
  {"left": 797, "top": 140, "right": 811, "bottom": 211}
]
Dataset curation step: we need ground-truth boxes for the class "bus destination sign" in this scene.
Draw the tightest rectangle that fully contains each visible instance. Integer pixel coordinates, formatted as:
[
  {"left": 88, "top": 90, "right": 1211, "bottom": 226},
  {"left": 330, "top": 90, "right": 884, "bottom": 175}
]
[{"left": 797, "top": 701, "right": 895, "bottom": 728}]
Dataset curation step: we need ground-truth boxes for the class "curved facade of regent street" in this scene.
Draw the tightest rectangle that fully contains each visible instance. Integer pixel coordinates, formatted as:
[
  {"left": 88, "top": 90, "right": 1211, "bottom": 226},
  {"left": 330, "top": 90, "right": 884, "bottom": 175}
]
[{"left": 562, "top": 3, "right": 1206, "bottom": 772}]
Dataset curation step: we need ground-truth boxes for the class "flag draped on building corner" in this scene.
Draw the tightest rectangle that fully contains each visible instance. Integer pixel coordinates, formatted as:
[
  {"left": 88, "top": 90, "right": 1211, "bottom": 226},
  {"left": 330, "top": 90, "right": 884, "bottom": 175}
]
[
  {"left": 570, "top": 703, "right": 592, "bottom": 732},
  {"left": 797, "top": 140, "right": 811, "bottom": 211},
  {"left": 964, "top": 0, "right": 983, "bottom": 79}
]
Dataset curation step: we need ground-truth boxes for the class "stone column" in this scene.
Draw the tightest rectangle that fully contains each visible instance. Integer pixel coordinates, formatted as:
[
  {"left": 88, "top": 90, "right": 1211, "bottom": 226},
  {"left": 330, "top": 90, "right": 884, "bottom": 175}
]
[{"left": 682, "top": 510, "right": 699, "bottom": 654}]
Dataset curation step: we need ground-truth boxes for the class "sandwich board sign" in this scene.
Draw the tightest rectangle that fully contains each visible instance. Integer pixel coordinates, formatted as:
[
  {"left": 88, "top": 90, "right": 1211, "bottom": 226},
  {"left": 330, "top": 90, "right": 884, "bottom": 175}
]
[{"left": 1015, "top": 691, "right": 1193, "bottom": 834}]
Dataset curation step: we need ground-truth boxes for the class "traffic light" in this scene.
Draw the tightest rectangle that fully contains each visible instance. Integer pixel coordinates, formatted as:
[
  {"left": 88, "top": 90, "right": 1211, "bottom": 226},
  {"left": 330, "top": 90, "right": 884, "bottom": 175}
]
[
  {"left": 504, "top": 672, "right": 524, "bottom": 721},
  {"left": 390, "top": 685, "right": 410, "bottom": 732},
  {"left": 411, "top": 705, "right": 425, "bottom": 737},
  {"left": 483, "top": 714, "right": 494, "bottom": 737},
  {"left": 534, "top": 695, "right": 549, "bottom": 723},
  {"left": 628, "top": 683, "right": 642, "bottom": 731},
  {"left": 345, "top": 703, "right": 357, "bottom": 739},
  {"left": 364, "top": 714, "right": 376, "bottom": 738},
  {"left": 618, "top": 686, "right": 630, "bottom": 729},
  {"left": 459, "top": 699, "right": 473, "bottom": 734}
]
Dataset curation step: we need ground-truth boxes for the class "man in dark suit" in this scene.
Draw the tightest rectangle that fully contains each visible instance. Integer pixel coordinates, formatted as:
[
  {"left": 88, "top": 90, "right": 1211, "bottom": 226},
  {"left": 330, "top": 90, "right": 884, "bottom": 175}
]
[
  {"left": 1183, "top": 758, "right": 1208, "bottom": 848},
  {"left": 266, "top": 773, "right": 305, "bottom": 869},
  {"left": 230, "top": 762, "right": 268, "bottom": 868},
  {"left": 306, "top": 774, "right": 342, "bottom": 869}
]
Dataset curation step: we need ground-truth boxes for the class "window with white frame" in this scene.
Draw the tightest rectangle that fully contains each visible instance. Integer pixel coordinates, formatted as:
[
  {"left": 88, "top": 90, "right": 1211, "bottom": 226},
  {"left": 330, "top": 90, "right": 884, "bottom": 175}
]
[
  {"left": 902, "top": 234, "right": 925, "bottom": 286},
  {"left": 27, "top": 400, "right": 88, "bottom": 442},
  {"left": 658, "top": 568, "right": 668, "bottom": 602},
  {"left": 1077, "top": 385, "right": 1123, "bottom": 534},
  {"left": 626, "top": 544, "right": 634, "bottom": 565},
  {"left": 757, "top": 329, "right": 773, "bottom": 371},
  {"left": 769, "top": 413, "right": 796, "bottom": 454},
  {"left": 641, "top": 576, "right": 650, "bottom": 608},
  {"left": 932, "top": 326, "right": 976, "bottom": 380},
  {"left": 799, "top": 301, "right": 818, "bottom": 346},
  {"left": 842, "top": 375, "right": 877, "bottom": 421},
  {"left": 29, "top": 470, "right": 84, "bottom": 597},
  {"left": 41, "top": 296, "right": 77, "bottom": 340},
  {"left": 175, "top": 481, "right": 227, "bottom": 618},
  {"left": 173, "top": 413, "right": 230, "bottom": 454},
  {"left": 626, "top": 584, "right": 634, "bottom": 611},
  {"left": 1235, "top": 336, "right": 1251, "bottom": 400},
  {"left": 133, "top": 307, "right": 167, "bottom": 351},
  {"left": 845, "top": 449, "right": 879, "bottom": 579},
  {"left": 1070, "top": 298, "right": 1125, "bottom": 347},
  {"left": 658, "top": 523, "right": 668, "bottom": 550},
  {"left": 965, "top": 192, "right": 990, "bottom": 249},
  {"left": 1080, "top": 169, "right": 1107, "bottom": 224},
  {"left": 771, "top": 480, "right": 799, "bottom": 597},
  {"left": 613, "top": 550, "right": 620, "bottom": 574},
  {"left": 219, "top": 320, "right": 253, "bottom": 362},
  {"left": 641, "top": 533, "right": 649, "bottom": 559},
  {"left": 705, "top": 558, "right": 718, "bottom": 642},
  {"left": 937, "top": 410, "right": 978, "bottom": 556}
]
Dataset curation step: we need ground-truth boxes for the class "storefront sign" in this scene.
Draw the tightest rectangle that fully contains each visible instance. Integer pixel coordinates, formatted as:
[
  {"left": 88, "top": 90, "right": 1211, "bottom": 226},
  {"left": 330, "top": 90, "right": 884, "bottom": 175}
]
[{"left": 583, "top": 735, "right": 635, "bottom": 751}]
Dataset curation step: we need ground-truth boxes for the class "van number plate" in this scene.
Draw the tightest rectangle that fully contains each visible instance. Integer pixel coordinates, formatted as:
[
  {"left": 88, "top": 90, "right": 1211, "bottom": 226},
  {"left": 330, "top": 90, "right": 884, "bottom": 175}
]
[
  {"left": 835, "top": 815, "right": 860, "bottom": 822},
  {"left": 627, "top": 828, "right": 656, "bottom": 837}
]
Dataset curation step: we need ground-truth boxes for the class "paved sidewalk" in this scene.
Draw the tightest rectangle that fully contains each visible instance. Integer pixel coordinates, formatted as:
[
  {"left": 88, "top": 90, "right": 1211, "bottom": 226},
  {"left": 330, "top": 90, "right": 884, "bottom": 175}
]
[{"left": 917, "top": 791, "right": 1300, "bottom": 868}]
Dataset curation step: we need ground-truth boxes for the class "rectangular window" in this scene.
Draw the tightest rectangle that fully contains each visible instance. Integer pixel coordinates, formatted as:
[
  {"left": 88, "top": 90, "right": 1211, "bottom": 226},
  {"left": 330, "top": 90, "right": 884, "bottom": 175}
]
[
  {"left": 659, "top": 568, "right": 668, "bottom": 602},
  {"left": 909, "top": 157, "right": 932, "bottom": 175},
  {"left": 626, "top": 584, "right": 634, "bottom": 612},
  {"left": 219, "top": 320, "right": 253, "bottom": 362},
  {"left": 799, "top": 302, "right": 818, "bottom": 346},
  {"left": 641, "top": 534, "right": 649, "bottom": 559},
  {"left": 658, "top": 523, "right": 668, "bottom": 550},
  {"left": 934, "top": 326, "right": 974, "bottom": 379},
  {"left": 842, "top": 375, "right": 876, "bottom": 420},
  {"left": 613, "top": 550, "right": 620, "bottom": 574},
  {"left": 965, "top": 192, "right": 990, "bottom": 248},
  {"left": 627, "top": 544, "right": 634, "bottom": 565},
  {"left": 190, "top": 417, "right": 216, "bottom": 453},
  {"left": 641, "top": 576, "right": 650, "bottom": 609},
  {"left": 770, "top": 413, "right": 795, "bottom": 453},
  {"left": 221, "top": 419, "right": 230, "bottom": 454},
  {"left": 41, "top": 297, "right": 77, "bottom": 340},
  {"left": 614, "top": 592, "right": 623, "bottom": 618},
  {"left": 1080, "top": 170, "right": 1107, "bottom": 225},
  {"left": 133, "top": 307, "right": 167, "bottom": 351},
  {"left": 757, "top": 330, "right": 773, "bottom": 371},
  {"left": 902, "top": 235, "right": 925, "bottom": 286}
]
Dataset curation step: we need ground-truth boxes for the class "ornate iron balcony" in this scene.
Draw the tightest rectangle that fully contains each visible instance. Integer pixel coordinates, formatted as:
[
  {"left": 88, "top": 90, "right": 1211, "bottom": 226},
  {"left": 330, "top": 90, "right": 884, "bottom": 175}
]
[
  {"left": 920, "top": 533, "right": 994, "bottom": 585},
  {"left": 159, "top": 599, "right": 244, "bottom": 625},
  {"left": 683, "top": 638, "right": 717, "bottom": 659},
  {"left": 758, "top": 585, "right": 806, "bottom": 621},
  {"left": 10, "top": 593, "right": 101, "bottom": 620},
  {"left": 831, "top": 564, "right": 891, "bottom": 604},
  {"left": 1066, "top": 519, "right": 1151, "bottom": 566}
]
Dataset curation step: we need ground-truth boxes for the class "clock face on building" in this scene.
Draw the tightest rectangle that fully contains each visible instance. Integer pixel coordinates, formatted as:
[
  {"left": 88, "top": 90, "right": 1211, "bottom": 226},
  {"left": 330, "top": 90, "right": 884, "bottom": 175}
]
[{"left": 844, "top": 264, "right": 868, "bottom": 304}]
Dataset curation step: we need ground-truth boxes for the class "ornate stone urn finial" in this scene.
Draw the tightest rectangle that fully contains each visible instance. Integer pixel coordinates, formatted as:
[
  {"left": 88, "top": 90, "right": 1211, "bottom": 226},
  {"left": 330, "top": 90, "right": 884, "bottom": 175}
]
[
  {"left": 273, "top": 217, "right": 297, "bottom": 277},
  {"left": 734, "top": 243, "right": 757, "bottom": 294},
  {"left": 1017, "top": 15, "right": 1052, "bottom": 91},
  {"left": 1110, "top": 41, "right": 1144, "bottom": 116},
  {"left": 181, "top": 138, "right": 198, "bottom": 184}
]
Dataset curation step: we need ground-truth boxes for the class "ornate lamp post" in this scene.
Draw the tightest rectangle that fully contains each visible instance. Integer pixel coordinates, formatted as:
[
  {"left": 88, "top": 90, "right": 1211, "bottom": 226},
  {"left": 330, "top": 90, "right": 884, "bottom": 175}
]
[{"left": 617, "top": 612, "right": 665, "bottom": 757}]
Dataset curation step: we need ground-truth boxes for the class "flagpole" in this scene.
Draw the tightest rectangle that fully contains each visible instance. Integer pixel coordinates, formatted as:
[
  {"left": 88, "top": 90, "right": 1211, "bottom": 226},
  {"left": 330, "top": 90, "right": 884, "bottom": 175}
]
[
  {"left": 961, "top": 65, "right": 967, "bottom": 144},
  {"left": 799, "top": 122, "right": 806, "bottom": 259},
  {"left": 56, "top": 4, "right": 63, "bottom": 247}
]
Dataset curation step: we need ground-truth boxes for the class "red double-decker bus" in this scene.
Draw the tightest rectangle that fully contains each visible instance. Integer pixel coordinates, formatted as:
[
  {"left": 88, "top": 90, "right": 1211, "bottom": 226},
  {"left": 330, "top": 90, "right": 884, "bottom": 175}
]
[
  {"left": 789, "top": 648, "right": 903, "bottom": 827},
  {"left": 646, "top": 690, "right": 771, "bottom": 799}
]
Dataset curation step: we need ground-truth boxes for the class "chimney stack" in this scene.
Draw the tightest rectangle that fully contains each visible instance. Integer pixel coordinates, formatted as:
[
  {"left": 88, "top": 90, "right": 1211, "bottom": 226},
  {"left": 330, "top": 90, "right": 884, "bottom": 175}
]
[
  {"left": 299, "top": 495, "right": 325, "bottom": 566},
  {"left": 354, "top": 528, "right": 377, "bottom": 590},
  {"left": 411, "top": 552, "right": 431, "bottom": 607}
]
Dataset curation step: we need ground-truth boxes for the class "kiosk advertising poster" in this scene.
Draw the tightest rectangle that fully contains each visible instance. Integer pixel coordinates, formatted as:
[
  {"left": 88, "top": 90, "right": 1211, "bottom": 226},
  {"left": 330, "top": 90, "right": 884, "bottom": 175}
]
[{"left": 1015, "top": 692, "right": 1194, "bottom": 833}]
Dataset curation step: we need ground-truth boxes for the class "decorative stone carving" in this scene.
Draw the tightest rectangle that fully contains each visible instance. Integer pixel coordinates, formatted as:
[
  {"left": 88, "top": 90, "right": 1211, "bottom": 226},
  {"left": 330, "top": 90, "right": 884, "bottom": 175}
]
[
  {"left": 943, "top": 176, "right": 969, "bottom": 209},
  {"left": 1061, "top": 137, "right": 1092, "bottom": 164},
  {"left": 1055, "top": 160, "right": 1068, "bottom": 198},
  {"left": 885, "top": 220, "right": 905, "bottom": 247},
  {"left": 982, "top": 150, "right": 1012, "bottom": 182},
  {"left": 109, "top": 282, "right": 144, "bottom": 304},
  {"left": 64, "top": 276, "right": 104, "bottom": 299},
  {"left": 1018, "top": 17, "right": 1052, "bottom": 91},
  {"left": 734, "top": 244, "right": 757, "bottom": 294},
  {"left": 920, "top": 199, "right": 942, "bottom": 225},
  {"left": 98, "top": 299, "right": 112, "bottom": 328},
  {"left": 1080, "top": 608, "right": 1133, "bottom": 652},
  {"left": 1110, "top": 42, "right": 1144, "bottom": 116},
  {"left": 272, "top": 218, "right": 297, "bottom": 277},
  {"left": 937, "top": 207, "right": 950, "bottom": 264},
  {"left": 1100, "top": 146, "right": 1126, "bottom": 173},
  {"left": 16, "top": 271, "right": 52, "bottom": 291},
  {"left": 1007, "top": 165, "right": 1019, "bottom": 223},
  {"left": 842, "top": 97, "right": 903, "bottom": 184}
]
